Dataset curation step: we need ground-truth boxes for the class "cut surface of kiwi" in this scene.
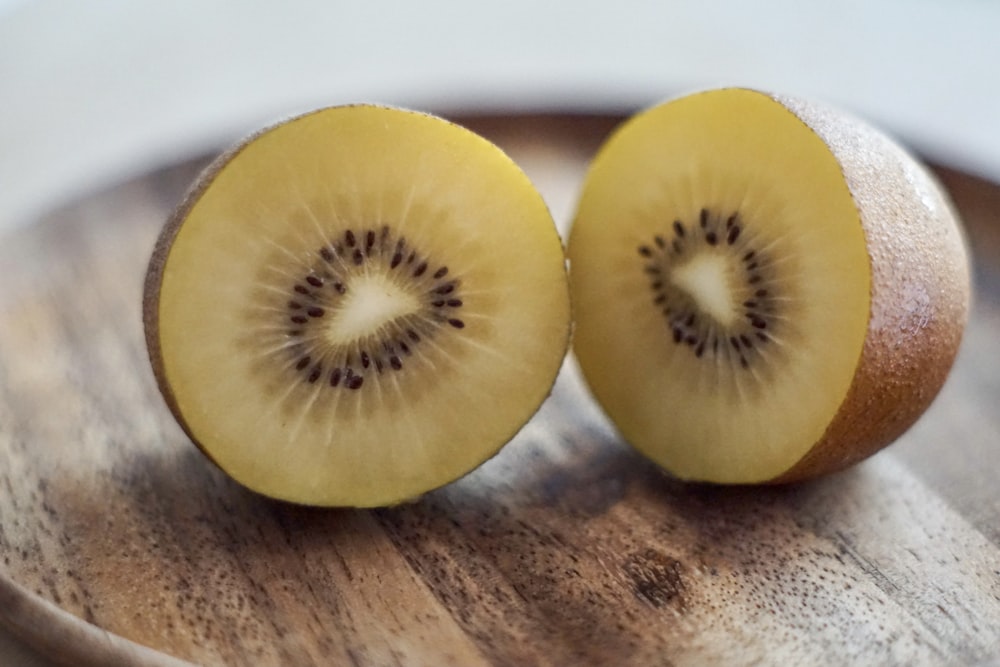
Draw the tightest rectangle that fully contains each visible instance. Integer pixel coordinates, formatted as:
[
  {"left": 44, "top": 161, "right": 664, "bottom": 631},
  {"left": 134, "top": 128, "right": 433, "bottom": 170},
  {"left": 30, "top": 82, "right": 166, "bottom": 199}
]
[
  {"left": 144, "top": 105, "right": 571, "bottom": 507},
  {"left": 568, "top": 87, "right": 970, "bottom": 484}
]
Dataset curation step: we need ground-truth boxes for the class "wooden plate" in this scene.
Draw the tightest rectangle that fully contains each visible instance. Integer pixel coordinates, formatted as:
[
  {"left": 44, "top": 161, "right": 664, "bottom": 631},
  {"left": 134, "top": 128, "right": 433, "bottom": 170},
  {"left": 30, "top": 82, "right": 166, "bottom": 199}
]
[{"left": 1, "top": 115, "right": 999, "bottom": 667}]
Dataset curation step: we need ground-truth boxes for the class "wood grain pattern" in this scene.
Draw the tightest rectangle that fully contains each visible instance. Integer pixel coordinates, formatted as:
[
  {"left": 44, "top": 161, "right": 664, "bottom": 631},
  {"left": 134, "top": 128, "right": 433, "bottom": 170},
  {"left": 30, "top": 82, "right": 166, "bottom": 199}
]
[{"left": 1, "top": 115, "right": 999, "bottom": 667}]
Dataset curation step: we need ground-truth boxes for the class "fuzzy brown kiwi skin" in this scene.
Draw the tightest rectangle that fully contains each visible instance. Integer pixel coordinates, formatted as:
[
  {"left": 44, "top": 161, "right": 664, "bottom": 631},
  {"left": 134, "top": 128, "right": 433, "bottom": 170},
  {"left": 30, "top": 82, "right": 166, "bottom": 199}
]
[{"left": 767, "top": 94, "right": 971, "bottom": 483}]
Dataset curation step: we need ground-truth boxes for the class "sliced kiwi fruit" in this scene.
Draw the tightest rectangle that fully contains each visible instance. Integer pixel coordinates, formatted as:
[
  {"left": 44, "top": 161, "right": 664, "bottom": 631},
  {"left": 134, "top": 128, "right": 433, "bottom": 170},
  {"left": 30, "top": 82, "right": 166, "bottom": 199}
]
[
  {"left": 144, "top": 105, "right": 571, "bottom": 507},
  {"left": 567, "top": 87, "right": 970, "bottom": 484}
]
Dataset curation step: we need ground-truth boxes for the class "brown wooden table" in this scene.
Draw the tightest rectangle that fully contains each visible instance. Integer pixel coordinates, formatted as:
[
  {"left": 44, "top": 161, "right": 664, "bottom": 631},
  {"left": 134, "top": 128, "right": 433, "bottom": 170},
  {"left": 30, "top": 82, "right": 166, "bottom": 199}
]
[{"left": 1, "top": 115, "right": 998, "bottom": 666}]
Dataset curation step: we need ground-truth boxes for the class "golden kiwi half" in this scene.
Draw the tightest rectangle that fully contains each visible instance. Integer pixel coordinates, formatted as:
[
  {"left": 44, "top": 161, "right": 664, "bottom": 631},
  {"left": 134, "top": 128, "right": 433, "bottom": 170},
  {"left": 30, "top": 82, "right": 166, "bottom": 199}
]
[
  {"left": 568, "top": 87, "right": 970, "bottom": 484},
  {"left": 144, "top": 105, "right": 571, "bottom": 507}
]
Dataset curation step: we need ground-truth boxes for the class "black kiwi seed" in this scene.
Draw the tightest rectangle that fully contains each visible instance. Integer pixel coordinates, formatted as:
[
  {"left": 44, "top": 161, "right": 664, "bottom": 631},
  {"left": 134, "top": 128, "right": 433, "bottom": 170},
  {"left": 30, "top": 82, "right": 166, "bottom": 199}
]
[
  {"left": 727, "top": 225, "right": 741, "bottom": 245},
  {"left": 637, "top": 207, "right": 780, "bottom": 370},
  {"left": 345, "top": 368, "right": 364, "bottom": 390}
]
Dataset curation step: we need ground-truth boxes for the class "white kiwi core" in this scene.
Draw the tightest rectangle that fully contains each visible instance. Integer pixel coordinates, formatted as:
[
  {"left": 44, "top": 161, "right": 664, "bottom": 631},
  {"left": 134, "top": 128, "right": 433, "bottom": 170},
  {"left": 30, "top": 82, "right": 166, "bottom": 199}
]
[
  {"left": 671, "top": 254, "right": 739, "bottom": 328},
  {"left": 324, "top": 274, "right": 421, "bottom": 345}
]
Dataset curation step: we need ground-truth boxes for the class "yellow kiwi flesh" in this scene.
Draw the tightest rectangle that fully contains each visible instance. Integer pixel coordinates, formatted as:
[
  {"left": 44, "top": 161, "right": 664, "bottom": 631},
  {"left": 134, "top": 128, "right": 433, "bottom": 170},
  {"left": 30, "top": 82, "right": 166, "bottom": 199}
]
[
  {"left": 144, "top": 105, "right": 571, "bottom": 506},
  {"left": 568, "top": 88, "right": 969, "bottom": 484}
]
